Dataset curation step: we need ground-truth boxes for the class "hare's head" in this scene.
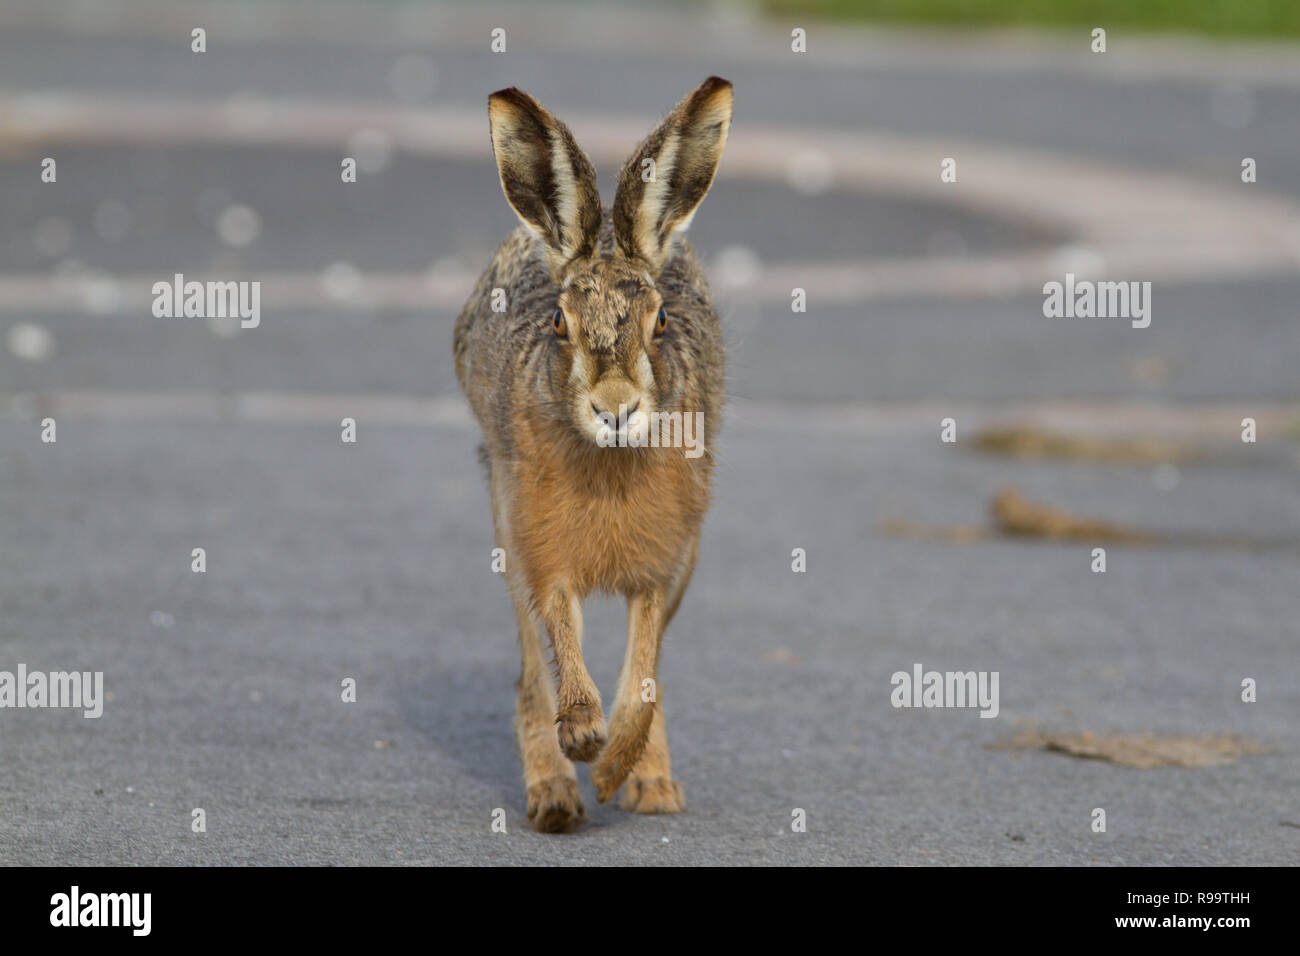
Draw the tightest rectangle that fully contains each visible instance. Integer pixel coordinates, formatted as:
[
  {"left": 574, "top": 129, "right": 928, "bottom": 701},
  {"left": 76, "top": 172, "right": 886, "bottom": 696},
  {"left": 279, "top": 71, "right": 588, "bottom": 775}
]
[{"left": 488, "top": 77, "right": 732, "bottom": 447}]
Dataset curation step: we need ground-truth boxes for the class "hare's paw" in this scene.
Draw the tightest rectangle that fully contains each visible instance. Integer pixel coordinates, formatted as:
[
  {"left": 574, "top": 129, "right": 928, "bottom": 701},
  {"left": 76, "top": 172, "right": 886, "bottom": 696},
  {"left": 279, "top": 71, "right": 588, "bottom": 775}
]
[
  {"left": 590, "top": 703, "right": 656, "bottom": 802},
  {"left": 591, "top": 750, "right": 649, "bottom": 804},
  {"left": 526, "top": 776, "right": 586, "bottom": 833},
  {"left": 555, "top": 702, "right": 606, "bottom": 763},
  {"left": 619, "top": 775, "right": 685, "bottom": 814}
]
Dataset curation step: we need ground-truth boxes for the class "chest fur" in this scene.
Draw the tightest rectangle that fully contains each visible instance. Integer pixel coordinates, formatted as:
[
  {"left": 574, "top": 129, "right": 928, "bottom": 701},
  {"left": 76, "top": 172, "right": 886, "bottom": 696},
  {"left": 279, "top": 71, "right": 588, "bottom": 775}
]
[{"left": 507, "top": 429, "right": 710, "bottom": 598}]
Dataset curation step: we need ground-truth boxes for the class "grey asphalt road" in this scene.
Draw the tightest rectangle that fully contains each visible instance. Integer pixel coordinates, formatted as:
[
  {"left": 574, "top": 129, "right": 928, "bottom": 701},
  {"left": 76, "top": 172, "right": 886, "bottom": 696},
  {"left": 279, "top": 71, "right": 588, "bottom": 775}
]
[
  {"left": 0, "top": 145, "right": 1052, "bottom": 273},
  {"left": 0, "top": 1, "right": 1297, "bottom": 866},
  {"left": 5, "top": 17, "right": 1300, "bottom": 197},
  {"left": 2, "top": 419, "right": 1297, "bottom": 865}
]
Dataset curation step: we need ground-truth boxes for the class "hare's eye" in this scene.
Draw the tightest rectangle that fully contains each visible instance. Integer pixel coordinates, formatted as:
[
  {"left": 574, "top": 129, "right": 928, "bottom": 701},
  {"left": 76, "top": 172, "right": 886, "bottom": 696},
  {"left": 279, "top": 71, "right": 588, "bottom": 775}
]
[
  {"left": 552, "top": 309, "right": 567, "bottom": 338},
  {"left": 655, "top": 306, "right": 668, "bottom": 334}
]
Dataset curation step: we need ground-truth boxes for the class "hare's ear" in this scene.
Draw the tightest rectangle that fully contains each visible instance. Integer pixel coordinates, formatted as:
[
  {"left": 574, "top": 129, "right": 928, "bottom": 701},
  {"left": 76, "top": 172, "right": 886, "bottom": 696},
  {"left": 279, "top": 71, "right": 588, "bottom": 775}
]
[
  {"left": 612, "top": 76, "right": 732, "bottom": 276},
  {"left": 488, "top": 87, "right": 602, "bottom": 280}
]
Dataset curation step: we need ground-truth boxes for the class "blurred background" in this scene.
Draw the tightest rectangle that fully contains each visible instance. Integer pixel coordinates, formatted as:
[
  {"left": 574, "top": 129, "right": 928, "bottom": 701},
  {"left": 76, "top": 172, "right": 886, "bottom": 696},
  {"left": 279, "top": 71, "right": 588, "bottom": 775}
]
[{"left": 1, "top": 0, "right": 1297, "bottom": 865}]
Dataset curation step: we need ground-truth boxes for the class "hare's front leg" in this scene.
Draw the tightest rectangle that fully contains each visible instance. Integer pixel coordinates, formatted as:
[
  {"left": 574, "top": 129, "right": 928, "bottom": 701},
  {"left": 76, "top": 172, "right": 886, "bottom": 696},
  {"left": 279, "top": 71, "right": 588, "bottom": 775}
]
[
  {"left": 615, "top": 538, "right": 696, "bottom": 813},
  {"left": 542, "top": 588, "right": 607, "bottom": 762},
  {"left": 591, "top": 589, "right": 667, "bottom": 803},
  {"left": 492, "top": 472, "right": 585, "bottom": 831},
  {"left": 513, "top": 599, "right": 585, "bottom": 833}
]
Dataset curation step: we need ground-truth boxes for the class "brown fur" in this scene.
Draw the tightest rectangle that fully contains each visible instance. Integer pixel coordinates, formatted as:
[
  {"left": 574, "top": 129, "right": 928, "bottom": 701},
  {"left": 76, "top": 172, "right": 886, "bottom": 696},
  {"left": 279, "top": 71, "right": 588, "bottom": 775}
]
[{"left": 454, "top": 78, "right": 732, "bottom": 831}]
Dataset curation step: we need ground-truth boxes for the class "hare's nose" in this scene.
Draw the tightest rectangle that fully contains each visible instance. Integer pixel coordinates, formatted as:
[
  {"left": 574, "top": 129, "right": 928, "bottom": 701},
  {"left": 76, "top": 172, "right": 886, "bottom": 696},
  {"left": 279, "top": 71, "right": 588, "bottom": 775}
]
[{"left": 591, "top": 398, "right": 639, "bottom": 418}]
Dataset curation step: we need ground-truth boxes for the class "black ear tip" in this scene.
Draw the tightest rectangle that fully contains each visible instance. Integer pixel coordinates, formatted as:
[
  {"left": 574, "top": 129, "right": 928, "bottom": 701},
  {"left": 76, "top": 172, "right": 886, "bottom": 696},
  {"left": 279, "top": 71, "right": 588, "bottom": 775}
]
[
  {"left": 489, "top": 87, "right": 533, "bottom": 112},
  {"left": 691, "top": 77, "right": 732, "bottom": 111}
]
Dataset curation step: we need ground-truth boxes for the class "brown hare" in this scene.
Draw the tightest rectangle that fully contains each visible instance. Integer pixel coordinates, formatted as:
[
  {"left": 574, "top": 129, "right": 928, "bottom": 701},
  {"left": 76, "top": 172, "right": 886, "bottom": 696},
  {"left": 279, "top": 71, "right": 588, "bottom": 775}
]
[{"left": 453, "top": 77, "right": 732, "bottom": 832}]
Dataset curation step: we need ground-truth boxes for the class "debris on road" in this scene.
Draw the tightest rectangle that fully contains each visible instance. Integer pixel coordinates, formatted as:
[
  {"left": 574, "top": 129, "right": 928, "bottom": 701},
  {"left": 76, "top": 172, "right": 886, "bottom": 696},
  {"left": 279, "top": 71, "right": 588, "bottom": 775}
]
[
  {"left": 878, "top": 486, "right": 1155, "bottom": 544},
  {"left": 990, "top": 486, "right": 1155, "bottom": 544},
  {"left": 992, "top": 731, "right": 1271, "bottom": 768},
  {"left": 882, "top": 486, "right": 1300, "bottom": 553},
  {"left": 972, "top": 425, "right": 1205, "bottom": 464}
]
